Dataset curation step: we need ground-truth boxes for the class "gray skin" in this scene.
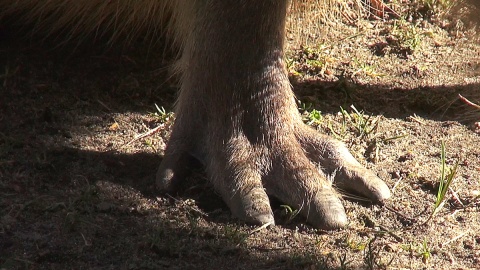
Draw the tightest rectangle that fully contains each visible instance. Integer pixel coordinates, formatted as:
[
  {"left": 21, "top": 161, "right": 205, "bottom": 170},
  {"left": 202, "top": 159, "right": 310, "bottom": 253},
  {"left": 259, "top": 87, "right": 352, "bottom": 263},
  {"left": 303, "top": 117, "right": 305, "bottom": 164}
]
[{"left": 157, "top": 0, "right": 391, "bottom": 230}]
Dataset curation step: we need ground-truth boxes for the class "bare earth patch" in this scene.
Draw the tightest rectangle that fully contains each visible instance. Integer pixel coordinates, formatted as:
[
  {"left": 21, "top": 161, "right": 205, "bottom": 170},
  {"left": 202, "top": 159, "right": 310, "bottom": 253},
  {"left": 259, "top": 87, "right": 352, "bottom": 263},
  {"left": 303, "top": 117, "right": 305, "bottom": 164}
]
[{"left": 1, "top": 2, "right": 480, "bottom": 270}]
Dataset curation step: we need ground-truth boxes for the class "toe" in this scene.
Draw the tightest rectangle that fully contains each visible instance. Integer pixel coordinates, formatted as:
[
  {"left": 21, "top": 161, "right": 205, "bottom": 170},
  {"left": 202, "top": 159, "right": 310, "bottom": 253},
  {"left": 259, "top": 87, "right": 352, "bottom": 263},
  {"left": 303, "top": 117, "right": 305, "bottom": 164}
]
[
  {"left": 266, "top": 146, "right": 348, "bottom": 229},
  {"left": 335, "top": 166, "right": 391, "bottom": 202},
  {"left": 156, "top": 150, "right": 191, "bottom": 192},
  {"left": 306, "top": 187, "right": 348, "bottom": 230},
  {"left": 296, "top": 127, "right": 391, "bottom": 202},
  {"left": 227, "top": 185, "right": 275, "bottom": 225}
]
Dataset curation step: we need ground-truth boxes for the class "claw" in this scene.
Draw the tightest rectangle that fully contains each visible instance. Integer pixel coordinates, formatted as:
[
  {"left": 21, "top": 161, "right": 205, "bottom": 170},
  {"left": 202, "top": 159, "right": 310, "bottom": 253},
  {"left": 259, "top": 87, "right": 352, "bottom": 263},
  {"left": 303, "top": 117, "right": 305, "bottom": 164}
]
[
  {"left": 334, "top": 166, "right": 391, "bottom": 202},
  {"left": 296, "top": 127, "right": 391, "bottom": 203},
  {"left": 306, "top": 188, "right": 348, "bottom": 230},
  {"left": 228, "top": 185, "right": 275, "bottom": 225},
  {"left": 156, "top": 149, "right": 191, "bottom": 192}
]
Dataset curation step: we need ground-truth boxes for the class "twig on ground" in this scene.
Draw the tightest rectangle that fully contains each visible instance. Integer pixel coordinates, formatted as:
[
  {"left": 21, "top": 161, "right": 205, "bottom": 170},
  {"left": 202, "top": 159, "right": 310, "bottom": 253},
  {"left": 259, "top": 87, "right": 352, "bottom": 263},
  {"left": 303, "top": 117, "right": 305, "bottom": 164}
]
[
  {"left": 120, "top": 124, "right": 165, "bottom": 149},
  {"left": 366, "top": 0, "right": 400, "bottom": 19},
  {"left": 249, "top": 222, "right": 274, "bottom": 235},
  {"left": 448, "top": 187, "right": 464, "bottom": 207},
  {"left": 97, "top": 99, "right": 112, "bottom": 111},
  {"left": 384, "top": 205, "right": 418, "bottom": 224},
  {"left": 441, "top": 231, "right": 470, "bottom": 247},
  {"left": 458, "top": 94, "right": 480, "bottom": 110},
  {"left": 165, "top": 193, "right": 208, "bottom": 218},
  {"left": 391, "top": 176, "right": 403, "bottom": 194},
  {"left": 362, "top": 214, "right": 404, "bottom": 242}
]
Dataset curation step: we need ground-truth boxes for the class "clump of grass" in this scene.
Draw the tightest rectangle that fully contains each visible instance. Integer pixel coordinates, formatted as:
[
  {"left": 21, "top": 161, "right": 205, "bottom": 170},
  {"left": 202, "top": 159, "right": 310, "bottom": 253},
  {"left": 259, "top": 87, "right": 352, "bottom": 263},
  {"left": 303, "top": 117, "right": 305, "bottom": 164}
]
[
  {"left": 338, "top": 253, "right": 353, "bottom": 270},
  {"left": 400, "top": 239, "right": 432, "bottom": 264},
  {"left": 143, "top": 139, "right": 158, "bottom": 153},
  {"left": 390, "top": 18, "right": 423, "bottom": 55},
  {"left": 420, "top": 0, "right": 455, "bottom": 15},
  {"left": 329, "top": 105, "right": 380, "bottom": 139},
  {"left": 287, "top": 0, "right": 347, "bottom": 48},
  {"left": 62, "top": 182, "right": 101, "bottom": 231},
  {"left": 223, "top": 225, "right": 249, "bottom": 246},
  {"left": 347, "top": 105, "right": 379, "bottom": 137},
  {"left": 352, "top": 58, "right": 386, "bottom": 78},
  {"left": 345, "top": 236, "right": 367, "bottom": 252},
  {"left": 68, "top": 181, "right": 99, "bottom": 214},
  {"left": 363, "top": 236, "right": 393, "bottom": 270},
  {"left": 287, "top": 0, "right": 397, "bottom": 48},
  {"left": 298, "top": 101, "right": 324, "bottom": 126},
  {"left": 279, "top": 204, "right": 300, "bottom": 224},
  {"left": 151, "top": 104, "right": 174, "bottom": 124},
  {"left": 418, "top": 237, "right": 432, "bottom": 264},
  {"left": 417, "top": 141, "right": 459, "bottom": 226},
  {"left": 286, "top": 45, "right": 336, "bottom": 77},
  {"left": 367, "top": 133, "right": 408, "bottom": 163},
  {"left": 306, "top": 109, "right": 323, "bottom": 125},
  {"left": 432, "top": 141, "right": 458, "bottom": 217},
  {"left": 147, "top": 226, "right": 184, "bottom": 258}
]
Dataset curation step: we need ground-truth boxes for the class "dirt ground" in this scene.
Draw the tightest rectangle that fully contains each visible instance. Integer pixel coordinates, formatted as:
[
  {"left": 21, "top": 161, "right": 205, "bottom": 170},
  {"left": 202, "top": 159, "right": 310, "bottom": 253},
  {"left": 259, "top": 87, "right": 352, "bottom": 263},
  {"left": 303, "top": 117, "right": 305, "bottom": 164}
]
[{"left": 1, "top": 2, "right": 480, "bottom": 270}]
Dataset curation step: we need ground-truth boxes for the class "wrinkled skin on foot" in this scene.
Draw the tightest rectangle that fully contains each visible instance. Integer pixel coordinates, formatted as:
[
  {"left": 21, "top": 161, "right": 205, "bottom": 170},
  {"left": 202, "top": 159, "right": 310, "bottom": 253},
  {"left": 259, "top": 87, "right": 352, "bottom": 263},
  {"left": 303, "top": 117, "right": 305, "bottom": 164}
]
[{"left": 157, "top": 0, "right": 391, "bottom": 230}]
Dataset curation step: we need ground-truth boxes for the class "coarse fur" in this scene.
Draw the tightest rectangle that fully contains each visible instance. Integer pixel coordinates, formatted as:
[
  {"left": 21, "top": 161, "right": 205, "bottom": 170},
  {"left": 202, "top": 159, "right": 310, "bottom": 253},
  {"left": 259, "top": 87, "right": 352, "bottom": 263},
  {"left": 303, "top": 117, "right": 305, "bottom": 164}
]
[{"left": 0, "top": 0, "right": 392, "bottom": 229}]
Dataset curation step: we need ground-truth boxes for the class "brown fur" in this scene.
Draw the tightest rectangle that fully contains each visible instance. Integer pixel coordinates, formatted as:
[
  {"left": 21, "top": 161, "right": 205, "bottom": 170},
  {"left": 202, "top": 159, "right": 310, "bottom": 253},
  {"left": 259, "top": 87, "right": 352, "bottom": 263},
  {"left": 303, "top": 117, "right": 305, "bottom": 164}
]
[{"left": 0, "top": 0, "right": 392, "bottom": 229}]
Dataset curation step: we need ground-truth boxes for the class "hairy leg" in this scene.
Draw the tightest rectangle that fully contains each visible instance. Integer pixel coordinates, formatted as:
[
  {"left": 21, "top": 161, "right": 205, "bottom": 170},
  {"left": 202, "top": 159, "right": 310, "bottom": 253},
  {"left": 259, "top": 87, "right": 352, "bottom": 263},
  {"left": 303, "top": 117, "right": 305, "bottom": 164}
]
[{"left": 157, "top": 0, "right": 390, "bottom": 230}]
